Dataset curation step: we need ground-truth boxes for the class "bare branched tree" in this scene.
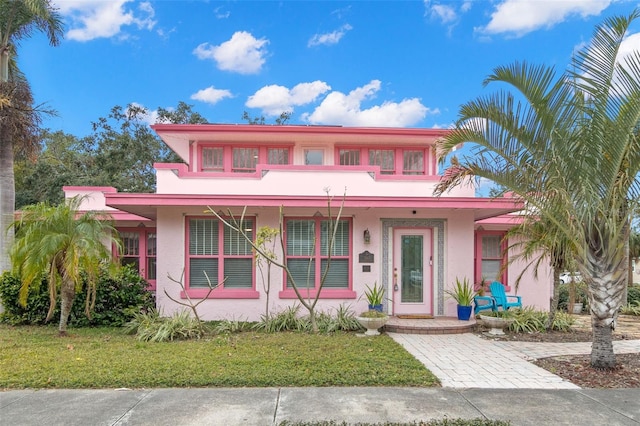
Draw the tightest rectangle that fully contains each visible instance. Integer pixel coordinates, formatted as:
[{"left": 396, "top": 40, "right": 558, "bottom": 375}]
[{"left": 209, "top": 189, "right": 346, "bottom": 332}]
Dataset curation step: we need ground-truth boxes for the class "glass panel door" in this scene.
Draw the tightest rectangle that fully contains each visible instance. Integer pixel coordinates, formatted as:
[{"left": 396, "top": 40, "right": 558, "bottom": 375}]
[
  {"left": 401, "top": 235, "right": 423, "bottom": 303},
  {"left": 393, "top": 229, "right": 432, "bottom": 315}
]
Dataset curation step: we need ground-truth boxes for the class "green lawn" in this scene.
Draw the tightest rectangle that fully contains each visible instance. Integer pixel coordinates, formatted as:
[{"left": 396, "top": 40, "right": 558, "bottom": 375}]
[{"left": 0, "top": 325, "right": 439, "bottom": 389}]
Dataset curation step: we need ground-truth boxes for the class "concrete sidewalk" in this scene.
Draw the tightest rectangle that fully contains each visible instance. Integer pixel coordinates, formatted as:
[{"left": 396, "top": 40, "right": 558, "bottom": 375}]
[{"left": 2, "top": 387, "right": 639, "bottom": 426}]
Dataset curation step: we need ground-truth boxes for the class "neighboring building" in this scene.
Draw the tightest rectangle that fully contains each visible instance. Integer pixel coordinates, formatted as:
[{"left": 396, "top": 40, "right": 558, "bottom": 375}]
[{"left": 64, "top": 124, "right": 551, "bottom": 320}]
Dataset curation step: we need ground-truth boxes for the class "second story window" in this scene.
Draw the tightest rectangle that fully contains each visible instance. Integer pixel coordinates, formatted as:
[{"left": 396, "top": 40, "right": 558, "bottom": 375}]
[
  {"left": 233, "top": 148, "right": 259, "bottom": 173},
  {"left": 339, "top": 149, "right": 360, "bottom": 166},
  {"left": 336, "top": 146, "right": 432, "bottom": 176},
  {"left": 403, "top": 150, "right": 424, "bottom": 175},
  {"left": 199, "top": 145, "right": 291, "bottom": 173},
  {"left": 202, "top": 147, "right": 224, "bottom": 172},
  {"left": 369, "top": 149, "right": 395, "bottom": 174},
  {"left": 268, "top": 148, "right": 289, "bottom": 165},
  {"left": 305, "top": 149, "right": 324, "bottom": 165}
]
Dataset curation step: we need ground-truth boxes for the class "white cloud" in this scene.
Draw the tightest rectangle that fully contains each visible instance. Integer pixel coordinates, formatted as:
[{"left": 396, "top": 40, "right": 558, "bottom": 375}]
[
  {"left": 193, "top": 31, "right": 268, "bottom": 74},
  {"left": 430, "top": 4, "right": 457, "bottom": 24},
  {"left": 190, "top": 86, "right": 233, "bottom": 105},
  {"left": 246, "top": 81, "right": 331, "bottom": 115},
  {"left": 479, "top": 0, "right": 610, "bottom": 37},
  {"left": 214, "top": 6, "right": 230, "bottom": 19},
  {"left": 57, "top": 0, "right": 156, "bottom": 42},
  {"left": 302, "top": 80, "right": 436, "bottom": 127},
  {"left": 578, "top": 31, "right": 640, "bottom": 95},
  {"left": 308, "top": 24, "right": 353, "bottom": 47},
  {"left": 617, "top": 32, "right": 640, "bottom": 63}
]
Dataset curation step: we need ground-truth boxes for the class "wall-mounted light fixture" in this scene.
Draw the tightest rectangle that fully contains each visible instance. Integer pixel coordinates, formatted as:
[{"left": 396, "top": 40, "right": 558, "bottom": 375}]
[{"left": 363, "top": 228, "right": 371, "bottom": 244}]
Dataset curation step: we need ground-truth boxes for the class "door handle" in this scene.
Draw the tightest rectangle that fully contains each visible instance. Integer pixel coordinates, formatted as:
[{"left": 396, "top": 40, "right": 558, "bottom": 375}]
[{"left": 393, "top": 268, "right": 398, "bottom": 291}]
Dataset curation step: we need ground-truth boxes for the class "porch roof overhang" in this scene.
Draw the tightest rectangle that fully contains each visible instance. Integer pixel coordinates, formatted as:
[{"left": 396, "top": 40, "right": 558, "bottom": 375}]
[
  {"left": 151, "top": 124, "right": 452, "bottom": 163},
  {"left": 105, "top": 193, "right": 523, "bottom": 222}
]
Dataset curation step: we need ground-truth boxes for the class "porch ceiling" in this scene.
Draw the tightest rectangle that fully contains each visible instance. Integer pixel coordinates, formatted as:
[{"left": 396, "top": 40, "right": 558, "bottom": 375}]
[{"left": 105, "top": 193, "right": 522, "bottom": 221}]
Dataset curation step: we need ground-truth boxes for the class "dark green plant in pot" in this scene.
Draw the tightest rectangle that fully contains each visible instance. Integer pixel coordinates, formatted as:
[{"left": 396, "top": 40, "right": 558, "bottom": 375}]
[
  {"left": 445, "top": 277, "right": 476, "bottom": 321},
  {"left": 363, "top": 282, "right": 386, "bottom": 311},
  {"left": 445, "top": 277, "right": 476, "bottom": 306}
]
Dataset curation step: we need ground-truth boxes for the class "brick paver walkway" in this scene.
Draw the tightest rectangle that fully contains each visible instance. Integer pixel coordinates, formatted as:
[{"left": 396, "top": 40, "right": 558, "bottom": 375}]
[{"left": 388, "top": 332, "right": 640, "bottom": 389}]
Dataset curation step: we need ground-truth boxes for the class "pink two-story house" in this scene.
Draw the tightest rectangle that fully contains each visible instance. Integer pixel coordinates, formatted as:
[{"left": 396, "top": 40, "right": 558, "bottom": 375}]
[{"left": 64, "top": 124, "right": 551, "bottom": 320}]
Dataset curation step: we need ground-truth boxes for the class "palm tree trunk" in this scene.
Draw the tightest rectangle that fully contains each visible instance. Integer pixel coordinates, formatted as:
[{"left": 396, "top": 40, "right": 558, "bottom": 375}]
[
  {"left": 58, "top": 280, "right": 76, "bottom": 336},
  {"left": 546, "top": 268, "right": 560, "bottom": 330},
  {"left": 0, "top": 115, "right": 14, "bottom": 277},
  {"left": 583, "top": 224, "right": 628, "bottom": 369}
]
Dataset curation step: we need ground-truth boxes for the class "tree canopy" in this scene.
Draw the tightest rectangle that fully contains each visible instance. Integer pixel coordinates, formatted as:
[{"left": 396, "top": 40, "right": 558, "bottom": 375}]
[
  {"left": 0, "top": 0, "right": 64, "bottom": 274},
  {"left": 435, "top": 10, "right": 640, "bottom": 369},
  {"left": 14, "top": 102, "right": 207, "bottom": 207}
]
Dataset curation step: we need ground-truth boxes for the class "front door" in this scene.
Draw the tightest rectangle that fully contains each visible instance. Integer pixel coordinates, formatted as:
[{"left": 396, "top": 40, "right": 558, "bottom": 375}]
[{"left": 393, "top": 229, "right": 432, "bottom": 316}]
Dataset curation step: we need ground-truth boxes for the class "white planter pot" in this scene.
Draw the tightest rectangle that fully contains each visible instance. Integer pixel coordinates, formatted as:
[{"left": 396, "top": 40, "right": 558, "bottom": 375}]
[
  {"left": 480, "top": 315, "right": 514, "bottom": 336},
  {"left": 571, "top": 303, "right": 583, "bottom": 314},
  {"left": 356, "top": 316, "right": 389, "bottom": 336}
]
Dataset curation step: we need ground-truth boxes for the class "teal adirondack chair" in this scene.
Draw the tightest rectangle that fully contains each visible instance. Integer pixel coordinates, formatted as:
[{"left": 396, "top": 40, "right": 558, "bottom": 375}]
[
  {"left": 473, "top": 294, "right": 496, "bottom": 315},
  {"left": 489, "top": 281, "right": 522, "bottom": 311}
]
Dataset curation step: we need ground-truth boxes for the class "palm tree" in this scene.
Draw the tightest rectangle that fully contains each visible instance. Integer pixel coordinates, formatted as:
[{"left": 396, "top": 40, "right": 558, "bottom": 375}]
[
  {"left": 506, "top": 218, "right": 576, "bottom": 330},
  {"left": 435, "top": 11, "right": 640, "bottom": 369},
  {"left": 0, "top": 0, "right": 64, "bottom": 275},
  {"left": 10, "top": 197, "right": 119, "bottom": 335}
]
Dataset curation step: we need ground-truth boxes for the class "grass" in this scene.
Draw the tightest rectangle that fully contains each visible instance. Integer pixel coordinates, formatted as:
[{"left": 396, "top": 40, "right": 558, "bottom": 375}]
[{"left": 0, "top": 325, "right": 439, "bottom": 389}]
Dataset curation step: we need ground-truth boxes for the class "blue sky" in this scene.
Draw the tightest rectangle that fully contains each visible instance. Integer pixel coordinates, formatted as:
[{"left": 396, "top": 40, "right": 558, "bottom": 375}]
[{"left": 18, "top": 0, "right": 640, "bottom": 141}]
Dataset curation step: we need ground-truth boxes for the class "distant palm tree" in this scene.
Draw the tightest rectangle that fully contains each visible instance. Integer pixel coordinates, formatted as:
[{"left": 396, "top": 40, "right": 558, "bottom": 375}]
[
  {"left": 10, "top": 197, "right": 119, "bottom": 335},
  {"left": 629, "top": 230, "right": 640, "bottom": 287},
  {"left": 0, "top": 0, "right": 64, "bottom": 275},
  {"left": 435, "top": 11, "right": 640, "bottom": 369},
  {"left": 506, "top": 218, "right": 575, "bottom": 330}
]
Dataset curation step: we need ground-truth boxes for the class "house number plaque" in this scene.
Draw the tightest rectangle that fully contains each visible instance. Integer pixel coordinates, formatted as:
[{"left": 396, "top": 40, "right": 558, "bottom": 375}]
[{"left": 359, "top": 251, "right": 374, "bottom": 263}]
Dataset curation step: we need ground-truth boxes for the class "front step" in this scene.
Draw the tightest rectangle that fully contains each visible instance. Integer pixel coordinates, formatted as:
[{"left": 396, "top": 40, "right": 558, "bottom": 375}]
[{"left": 384, "top": 316, "right": 478, "bottom": 335}]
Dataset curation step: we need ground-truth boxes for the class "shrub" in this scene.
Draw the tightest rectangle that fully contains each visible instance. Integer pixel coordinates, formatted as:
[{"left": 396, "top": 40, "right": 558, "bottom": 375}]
[
  {"left": 487, "top": 308, "right": 575, "bottom": 333},
  {"left": 332, "top": 304, "right": 362, "bottom": 332},
  {"left": 621, "top": 301, "right": 640, "bottom": 316},
  {"left": 212, "top": 318, "right": 255, "bottom": 334},
  {"left": 0, "top": 264, "right": 154, "bottom": 327},
  {"left": 557, "top": 282, "right": 589, "bottom": 312},
  {"left": 551, "top": 312, "right": 575, "bottom": 331},
  {"left": 627, "top": 285, "right": 640, "bottom": 306},
  {"left": 253, "top": 304, "right": 362, "bottom": 333},
  {"left": 507, "top": 307, "right": 546, "bottom": 333},
  {"left": 254, "top": 305, "right": 310, "bottom": 333},
  {"left": 124, "top": 309, "right": 205, "bottom": 342}
]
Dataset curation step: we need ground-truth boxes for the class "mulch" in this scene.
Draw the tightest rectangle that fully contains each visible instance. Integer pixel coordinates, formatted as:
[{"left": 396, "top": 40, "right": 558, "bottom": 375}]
[{"left": 475, "top": 314, "right": 640, "bottom": 388}]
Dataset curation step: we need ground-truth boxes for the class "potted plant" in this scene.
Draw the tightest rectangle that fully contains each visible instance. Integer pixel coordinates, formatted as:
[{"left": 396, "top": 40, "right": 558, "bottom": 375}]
[
  {"left": 356, "top": 310, "right": 389, "bottom": 336},
  {"left": 363, "top": 282, "right": 385, "bottom": 312},
  {"left": 569, "top": 280, "right": 589, "bottom": 314},
  {"left": 444, "top": 277, "right": 476, "bottom": 321},
  {"left": 357, "top": 282, "right": 389, "bottom": 335},
  {"left": 479, "top": 310, "right": 515, "bottom": 335}
]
